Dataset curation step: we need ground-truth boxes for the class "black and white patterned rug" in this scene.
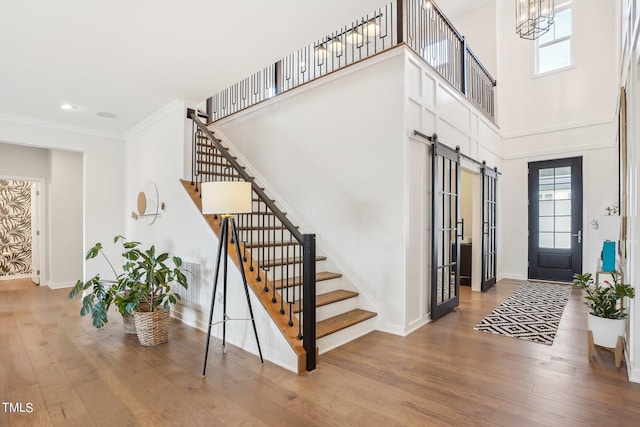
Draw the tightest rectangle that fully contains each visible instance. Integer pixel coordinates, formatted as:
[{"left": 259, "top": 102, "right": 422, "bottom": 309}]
[{"left": 474, "top": 282, "right": 572, "bottom": 345}]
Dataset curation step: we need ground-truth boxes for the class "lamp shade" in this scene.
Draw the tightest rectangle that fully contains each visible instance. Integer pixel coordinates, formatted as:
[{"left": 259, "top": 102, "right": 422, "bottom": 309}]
[
  {"left": 201, "top": 181, "right": 252, "bottom": 214},
  {"left": 599, "top": 215, "right": 621, "bottom": 241}
]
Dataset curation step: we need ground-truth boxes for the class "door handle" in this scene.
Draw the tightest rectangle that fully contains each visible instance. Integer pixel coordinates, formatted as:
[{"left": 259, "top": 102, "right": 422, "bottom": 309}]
[{"left": 572, "top": 230, "right": 582, "bottom": 244}]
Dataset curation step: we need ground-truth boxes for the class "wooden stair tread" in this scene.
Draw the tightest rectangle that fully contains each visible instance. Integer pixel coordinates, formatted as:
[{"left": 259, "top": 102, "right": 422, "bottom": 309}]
[
  {"left": 316, "top": 309, "right": 377, "bottom": 339},
  {"left": 260, "top": 255, "right": 326, "bottom": 268},
  {"left": 274, "top": 271, "right": 342, "bottom": 289},
  {"left": 291, "top": 290, "right": 358, "bottom": 314},
  {"left": 237, "top": 225, "right": 294, "bottom": 231},
  {"left": 199, "top": 160, "right": 245, "bottom": 168},
  {"left": 244, "top": 240, "right": 299, "bottom": 249}
]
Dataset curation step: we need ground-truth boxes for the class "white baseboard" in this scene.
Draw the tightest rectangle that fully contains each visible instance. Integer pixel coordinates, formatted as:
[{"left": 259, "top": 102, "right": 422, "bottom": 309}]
[
  {"left": 47, "top": 280, "right": 75, "bottom": 289},
  {"left": 0, "top": 273, "right": 32, "bottom": 281},
  {"left": 627, "top": 353, "right": 640, "bottom": 383}
]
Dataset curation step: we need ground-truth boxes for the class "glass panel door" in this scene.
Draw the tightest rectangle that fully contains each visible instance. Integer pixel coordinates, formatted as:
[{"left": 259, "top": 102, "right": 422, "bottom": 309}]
[
  {"left": 431, "top": 143, "right": 461, "bottom": 320},
  {"left": 481, "top": 165, "right": 498, "bottom": 291},
  {"left": 528, "top": 157, "right": 583, "bottom": 281}
]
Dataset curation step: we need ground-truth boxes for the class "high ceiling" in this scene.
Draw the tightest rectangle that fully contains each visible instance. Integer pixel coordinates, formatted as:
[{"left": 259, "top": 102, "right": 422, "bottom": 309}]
[{"left": 0, "top": 0, "right": 393, "bottom": 137}]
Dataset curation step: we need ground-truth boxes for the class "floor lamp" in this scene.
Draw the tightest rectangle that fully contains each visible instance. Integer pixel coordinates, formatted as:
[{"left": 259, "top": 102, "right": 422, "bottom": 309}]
[{"left": 201, "top": 181, "right": 263, "bottom": 377}]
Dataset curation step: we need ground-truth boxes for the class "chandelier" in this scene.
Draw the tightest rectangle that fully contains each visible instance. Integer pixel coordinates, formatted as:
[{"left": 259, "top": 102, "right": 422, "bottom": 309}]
[{"left": 516, "top": 0, "right": 554, "bottom": 40}]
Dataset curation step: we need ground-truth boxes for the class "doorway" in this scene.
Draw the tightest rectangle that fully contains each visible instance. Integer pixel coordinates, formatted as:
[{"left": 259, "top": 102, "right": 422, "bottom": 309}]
[
  {"left": 459, "top": 165, "right": 497, "bottom": 293},
  {"left": 0, "top": 179, "right": 41, "bottom": 282},
  {"left": 528, "top": 157, "right": 583, "bottom": 281}
]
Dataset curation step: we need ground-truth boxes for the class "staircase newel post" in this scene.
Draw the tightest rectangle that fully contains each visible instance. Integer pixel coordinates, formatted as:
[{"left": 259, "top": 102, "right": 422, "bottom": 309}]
[{"left": 302, "top": 233, "right": 317, "bottom": 371}]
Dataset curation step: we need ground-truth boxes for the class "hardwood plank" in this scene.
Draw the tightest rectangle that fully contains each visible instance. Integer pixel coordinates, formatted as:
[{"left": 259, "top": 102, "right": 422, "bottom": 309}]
[{"left": 2, "top": 278, "right": 640, "bottom": 426}]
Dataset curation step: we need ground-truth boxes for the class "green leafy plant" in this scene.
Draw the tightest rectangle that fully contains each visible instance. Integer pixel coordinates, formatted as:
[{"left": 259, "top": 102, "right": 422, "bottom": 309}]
[
  {"left": 118, "top": 240, "right": 189, "bottom": 313},
  {"left": 573, "top": 271, "right": 635, "bottom": 319},
  {"left": 68, "top": 236, "right": 188, "bottom": 328}
]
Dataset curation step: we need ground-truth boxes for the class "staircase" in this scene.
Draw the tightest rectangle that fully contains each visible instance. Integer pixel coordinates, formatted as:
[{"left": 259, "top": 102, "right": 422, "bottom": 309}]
[{"left": 183, "top": 115, "right": 376, "bottom": 373}]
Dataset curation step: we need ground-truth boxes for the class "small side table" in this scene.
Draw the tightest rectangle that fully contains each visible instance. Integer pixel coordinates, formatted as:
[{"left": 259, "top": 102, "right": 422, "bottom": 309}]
[
  {"left": 595, "top": 260, "right": 623, "bottom": 285},
  {"left": 588, "top": 332, "right": 624, "bottom": 368},
  {"left": 589, "top": 262, "right": 625, "bottom": 368}
]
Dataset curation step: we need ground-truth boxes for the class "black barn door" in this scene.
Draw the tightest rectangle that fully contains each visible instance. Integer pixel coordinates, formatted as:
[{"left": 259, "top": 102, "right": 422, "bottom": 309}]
[
  {"left": 481, "top": 164, "right": 498, "bottom": 291},
  {"left": 528, "top": 157, "right": 583, "bottom": 281},
  {"left": 431, "top": 142, "right": 461, "bottom": 320}
]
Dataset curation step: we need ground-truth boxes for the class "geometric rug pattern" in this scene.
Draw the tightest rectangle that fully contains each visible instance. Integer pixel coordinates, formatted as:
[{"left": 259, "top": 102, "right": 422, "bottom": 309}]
[{"left": 474, "top": 282, "right": 572, "bottom": 345}]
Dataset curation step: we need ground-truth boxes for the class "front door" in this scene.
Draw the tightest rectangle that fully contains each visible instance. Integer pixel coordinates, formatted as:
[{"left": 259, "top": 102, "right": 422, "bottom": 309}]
[{"left": 528, "top": 157, "right": 583, "bottom": 281}]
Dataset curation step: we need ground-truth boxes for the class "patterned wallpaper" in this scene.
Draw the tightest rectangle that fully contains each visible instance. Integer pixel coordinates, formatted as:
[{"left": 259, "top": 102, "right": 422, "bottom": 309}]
[{"left": 0, "top": 180, "right": 32, "bottom": 276}]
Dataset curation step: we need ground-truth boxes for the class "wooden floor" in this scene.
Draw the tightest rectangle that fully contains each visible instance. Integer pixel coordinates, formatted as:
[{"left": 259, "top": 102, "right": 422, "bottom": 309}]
[{"left": 2, "top": 278, "right": 640, "bottom": 426}]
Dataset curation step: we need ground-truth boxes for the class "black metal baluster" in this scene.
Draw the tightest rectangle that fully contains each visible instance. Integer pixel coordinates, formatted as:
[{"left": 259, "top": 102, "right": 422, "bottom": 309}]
[
  {"left": 279, "top": 223, "right": 286, "bottom": 315},
  {"left": 256, "top": 200, "right": 263, "bottom": 283},
  {"left": 296, "top": 243, "right": 303, "bottom": 339},
  {"left": 249, "top": 192, "right": 255, "bottom": 272},
  {"left": 288, "top": 244, "right": 296, "bottom": 328},
  {"left": 271, "top": 212, "right": 277, "bottom": 303}
]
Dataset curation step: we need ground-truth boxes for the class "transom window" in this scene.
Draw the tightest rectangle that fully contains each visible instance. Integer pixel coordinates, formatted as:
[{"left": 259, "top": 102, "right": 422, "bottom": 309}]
[{"left": 536, "top": 2, "right": 572, "bottom": 74}]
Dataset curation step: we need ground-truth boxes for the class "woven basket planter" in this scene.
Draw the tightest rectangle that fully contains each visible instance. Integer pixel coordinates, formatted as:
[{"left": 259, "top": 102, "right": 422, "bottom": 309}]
[
  {"left": 133, "top": 309, "right": 170, "bottom": 346},
  {"left": 122, "top": 302, "right": 150, "bottom": 335},
  {"left": 122, "top": 313, "right": 137, "bottom": 334}
]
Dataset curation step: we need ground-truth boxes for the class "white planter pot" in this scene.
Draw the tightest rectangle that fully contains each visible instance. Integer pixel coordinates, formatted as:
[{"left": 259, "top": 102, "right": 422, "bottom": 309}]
[{"left": 588, "top": 313, "right": 626, "bottom": 348}]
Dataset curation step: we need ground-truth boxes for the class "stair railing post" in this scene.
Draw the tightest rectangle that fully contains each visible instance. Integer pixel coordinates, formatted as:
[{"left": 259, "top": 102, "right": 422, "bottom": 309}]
[
  {"left": 397, "top": 0, "right": 405, "bottom": 44},
  {"left": 461, "top": 36, "right": 468, "bottom": 96},
  {"left": 302, "top": 233, "right": 317, "bottom": 371}
]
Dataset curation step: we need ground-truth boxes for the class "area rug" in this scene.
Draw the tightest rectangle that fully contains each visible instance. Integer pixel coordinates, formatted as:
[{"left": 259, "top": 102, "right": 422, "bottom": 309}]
[{"left": 474, "top": 282, "right": 572, "bottom": 345}]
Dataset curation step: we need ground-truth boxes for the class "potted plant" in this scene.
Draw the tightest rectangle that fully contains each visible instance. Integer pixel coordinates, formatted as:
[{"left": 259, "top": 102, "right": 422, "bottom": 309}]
[
  {"left": 119, "top": 241, "right": 189, "bottom": 346},
  {"left": 573, "top": 271, "right": 635, "bottom": 366},
  {"left": 69, "top": 236, "right": 188, "bottom": 345},
  {"left": 68, "top": 237, "right": 129, "bottom": 331}
]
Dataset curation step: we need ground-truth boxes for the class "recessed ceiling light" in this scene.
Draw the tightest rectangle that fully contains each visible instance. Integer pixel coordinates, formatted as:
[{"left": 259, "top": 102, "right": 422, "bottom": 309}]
[
  {"left": 60, "top": 103, "right": 76, "bottom": 110},
  {"left": 96, "top": 111, "right": 118, "bottom": 119}
]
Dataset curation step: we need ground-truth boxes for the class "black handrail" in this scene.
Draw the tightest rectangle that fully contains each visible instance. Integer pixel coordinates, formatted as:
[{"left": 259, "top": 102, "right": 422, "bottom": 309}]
[
  {"left": 191, "top": 115, "right": 304, "bottom": 244},
  {"left": 189, "top": 113, "right": 317, "bottom": 371}
]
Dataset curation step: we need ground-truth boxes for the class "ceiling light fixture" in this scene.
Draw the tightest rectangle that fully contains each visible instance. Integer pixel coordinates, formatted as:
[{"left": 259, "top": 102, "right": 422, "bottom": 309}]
[
  {"left": 314, "top": 44, "right": 327, "bottom": 60},
  {"left": 516, "top": 0, "right": 554, "bottom": 40},
  {"left": 363, "top": 19, "right": 380, "bottom": 37},
  {"left": 60, "top": 103, "right": 76, "bottom": 110},
  {"left": 328, "top": 37, "right": 345, "bottom": 53},
  {"left": 346, "top": 28, "right": 363, "bottom": 44}
]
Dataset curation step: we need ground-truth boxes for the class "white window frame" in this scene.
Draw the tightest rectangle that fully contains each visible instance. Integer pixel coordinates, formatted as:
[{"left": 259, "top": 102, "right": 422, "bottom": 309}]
[{"left": 534, "top": 1, "right": 573, "bottom": 76}]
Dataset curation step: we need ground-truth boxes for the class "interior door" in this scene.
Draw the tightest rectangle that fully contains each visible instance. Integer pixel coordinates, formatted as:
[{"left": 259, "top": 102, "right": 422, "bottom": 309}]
[
  {"left": 528, "top": 157, "right": 583, "bottom": 281},
  {"left": 481, "top": 165, "right": 498, "bottom": 291},
  {"left": 30, "top": 181, "right": 40, "bottom": 284},
  {"left": 431, "top": 143, "right": 461, "bottom": 320}
]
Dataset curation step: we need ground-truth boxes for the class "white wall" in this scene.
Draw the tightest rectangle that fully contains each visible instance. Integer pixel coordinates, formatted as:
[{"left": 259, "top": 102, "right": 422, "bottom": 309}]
[
  {"left": 497, "top": 0, "right": 619, "bottom": 280},
  {"left": 404, "top": 47, "right": 502, "bottom": 330},
  {"left": 123, "top": 99, "right": 299, "bottom": 372},
  {"left": 441, "top": 0, "right": 497, "bottom": 78},
  {"left": 0, "top": 117, "right": 125, "bottom": 285},
  {"left": 47, "top": 150, "right": 83, "bottom": 288},
  {"left": 0, "top": 143, "right": 50, "bottom": 178},
  {"left": 216, "top": 46, "right": 502, "bottom": 336},
  {"left": 501, "top": 145, "right": 618, "bottom": 280},
  {"left": 217, "top": 51, "right": 406, "bottom": 333},
  {"left": 496, "top": 0, "right": 617, "bottom": 133}
]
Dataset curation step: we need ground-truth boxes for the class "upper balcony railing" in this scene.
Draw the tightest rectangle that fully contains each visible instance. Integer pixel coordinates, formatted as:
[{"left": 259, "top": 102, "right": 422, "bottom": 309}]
[{"left": 206, "top": 0, "right": 496, "bottom": 123}]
